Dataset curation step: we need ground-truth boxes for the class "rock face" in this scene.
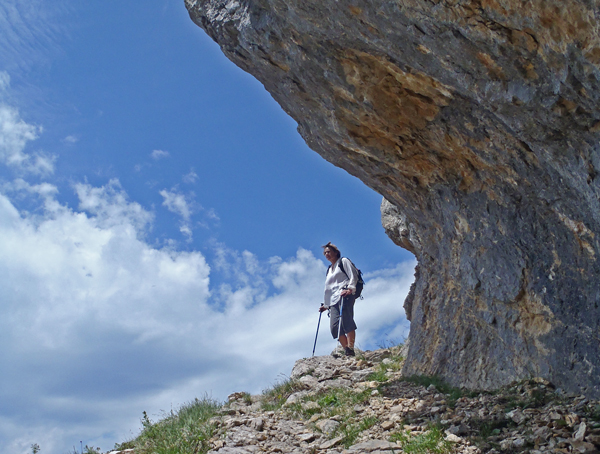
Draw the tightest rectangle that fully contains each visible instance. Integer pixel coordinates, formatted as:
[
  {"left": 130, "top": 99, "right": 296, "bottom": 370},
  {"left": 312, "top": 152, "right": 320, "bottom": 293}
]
[{"left": 185, "top": 0, "right": 600, "bottom": 396}]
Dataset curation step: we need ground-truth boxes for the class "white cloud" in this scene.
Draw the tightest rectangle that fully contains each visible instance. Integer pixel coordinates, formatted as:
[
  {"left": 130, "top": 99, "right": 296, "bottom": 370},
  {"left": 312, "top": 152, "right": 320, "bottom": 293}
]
[
  {"left": 0, "top": 182, "right": 212, "bottom": 452},
  {"left": 0, "top": 180, "right": 414, "bottom": 453},
  {"left": 151, "top": 149, "right": 170, "bottom": 160},
  {"left": 206, "top": 208, "right": 220, "bottom": 221},
  {"left": 0, "top": 102, "right": 38, "bottom": 164},
  {"left": 0, "top": 66, "right": 414, "bottom": 454},
  {"left": 160, "top": 188, "right": 191, "bottom": 221},
  {"left": 0, "top": 73, "right": 55, "bottom": 175},
  {"left": 77, "top": 179, "right": 154, "bottom": 233},
  {"left": 183, "top": 168, "right": 198, "bottom": 184},
  {"left": 5, "top": 178, "right": 59, "bottom": 198},
  {"left": 159, "top": 188, "right": 195, "bottom": 240},
  {"left": 63, "top": 135, "right": 78, "bottom": 144}
]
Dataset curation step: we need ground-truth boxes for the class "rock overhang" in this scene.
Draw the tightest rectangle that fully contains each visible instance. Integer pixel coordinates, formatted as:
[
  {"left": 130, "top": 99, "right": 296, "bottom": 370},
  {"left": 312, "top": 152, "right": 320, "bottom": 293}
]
[{"left": 186, "top": 0, "right": 600, "bottom": 397}]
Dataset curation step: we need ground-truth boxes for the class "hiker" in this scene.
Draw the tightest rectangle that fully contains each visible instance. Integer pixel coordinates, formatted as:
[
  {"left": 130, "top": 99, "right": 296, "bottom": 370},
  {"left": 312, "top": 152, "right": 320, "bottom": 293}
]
[{"left": 319, "top": 242, "right": 359, "bottom": 357}]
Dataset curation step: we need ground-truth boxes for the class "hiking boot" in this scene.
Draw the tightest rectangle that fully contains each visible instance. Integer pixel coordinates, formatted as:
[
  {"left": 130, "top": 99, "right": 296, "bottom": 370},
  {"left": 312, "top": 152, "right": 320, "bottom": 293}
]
[{"left": 345, "top": 347, "right": 355, "bottom": 357}]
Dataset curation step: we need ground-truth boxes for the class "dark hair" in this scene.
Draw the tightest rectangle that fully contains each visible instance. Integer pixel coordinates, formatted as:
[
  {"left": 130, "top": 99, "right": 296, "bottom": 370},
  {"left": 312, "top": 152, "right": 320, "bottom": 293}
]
[{"left": 322, "top": 242, "right": 341, "bottom": 259}]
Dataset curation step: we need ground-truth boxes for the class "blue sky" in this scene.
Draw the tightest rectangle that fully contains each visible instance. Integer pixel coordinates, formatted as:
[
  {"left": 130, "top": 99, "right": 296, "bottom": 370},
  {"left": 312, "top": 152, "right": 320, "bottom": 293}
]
[{"left": 0, "top": 1, "right": 415, "bottom": 453}]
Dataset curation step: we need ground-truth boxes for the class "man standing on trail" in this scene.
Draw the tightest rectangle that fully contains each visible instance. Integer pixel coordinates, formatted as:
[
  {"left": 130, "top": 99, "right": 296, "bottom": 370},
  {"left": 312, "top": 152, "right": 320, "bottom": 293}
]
[{"left": 320, "top": 242, "right": 359, "bottom": 357}]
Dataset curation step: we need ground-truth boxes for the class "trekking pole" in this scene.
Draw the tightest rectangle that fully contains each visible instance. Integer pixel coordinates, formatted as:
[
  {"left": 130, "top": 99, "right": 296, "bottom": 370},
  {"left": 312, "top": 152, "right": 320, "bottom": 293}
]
[{"left": 312, "top": 304, "right": 324, "bottom": 357}]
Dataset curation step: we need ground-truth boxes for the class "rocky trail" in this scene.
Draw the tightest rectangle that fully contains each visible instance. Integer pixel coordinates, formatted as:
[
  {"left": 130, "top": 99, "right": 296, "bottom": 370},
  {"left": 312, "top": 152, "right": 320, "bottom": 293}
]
[{"left": 111, "top": 345, "right": 600, "bottom": 454}]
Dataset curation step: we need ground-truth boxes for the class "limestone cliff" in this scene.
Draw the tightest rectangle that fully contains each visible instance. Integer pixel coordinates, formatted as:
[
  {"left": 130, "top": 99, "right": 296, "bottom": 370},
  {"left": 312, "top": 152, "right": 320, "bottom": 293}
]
[{"left": 185, "top": 0, "right": 600, "bottom": 396}]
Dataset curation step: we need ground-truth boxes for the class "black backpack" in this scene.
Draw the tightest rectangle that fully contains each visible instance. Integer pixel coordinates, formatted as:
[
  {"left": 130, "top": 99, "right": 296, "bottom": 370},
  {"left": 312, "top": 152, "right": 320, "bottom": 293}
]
[{"left": 328, "top": 257, "right": 365, "bottom": 299}]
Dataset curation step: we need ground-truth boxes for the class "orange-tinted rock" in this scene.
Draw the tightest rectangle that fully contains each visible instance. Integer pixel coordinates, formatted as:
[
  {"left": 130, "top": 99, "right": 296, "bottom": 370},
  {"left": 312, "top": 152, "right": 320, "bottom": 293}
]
[{"left": 186, "top": 0, "right": 600, "bottom": 397}]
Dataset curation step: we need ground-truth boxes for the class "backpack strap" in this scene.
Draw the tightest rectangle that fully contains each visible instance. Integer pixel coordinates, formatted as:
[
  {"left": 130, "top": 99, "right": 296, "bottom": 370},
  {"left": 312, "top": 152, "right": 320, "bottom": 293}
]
[
  {"left": 326, "top": 259, "right": 348, "bottom": 277},
  {"left": 327, "top": 258, "right": 357, "bottom": 281},
  {"left": 338, "top": 258, "right": 349, "bottom": 279}
]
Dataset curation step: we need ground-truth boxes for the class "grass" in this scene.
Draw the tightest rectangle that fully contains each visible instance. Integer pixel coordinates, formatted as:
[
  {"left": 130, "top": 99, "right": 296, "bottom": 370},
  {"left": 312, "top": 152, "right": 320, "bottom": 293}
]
[
  {"left": 287, "top": 386, "right": 372, "bottom": 420},
  {"left": 525, "top": 387, "right": 551, "bottom": 408},
  {"left": 589, "top": 404, "right": 600, "bottom": 422},
  {"left": 495, "top": 380, "right": 557, "bottom": 411},
  {"left": 65, "top": 447, "right": 102, "bottom": 454},
  {"left": 377, "top": 338, "right": 405, "bottom": 350},
  {"left": 390, "top": 425, "right": 454, "bottom": 454},
  {"left": 366, "top": 364, "right": 390, "bottom": 383},
  {"left": 260, "top": 375, "right": 306, "bottom": 411},
  {"left": 385, "top": 358, "right": 404, "bottom": 372},
  {"left": 468, "top": 417, "right": 512, "bottom": 449},
  {"left": 365, "top": 350, "right": 405, "bottom": 383},
  {"left": 283, "top": 386, "right": 376, "bottom": 447},
  {"left": 338, "top": 415, "right": 379, "bottom": 448},
  {"left": 400, "top": 375, "right": 471, "bottom": 408},
  {"left": 474, "top": 419, "right": 509, "bottom": 438},
  {"left": 317, "top": 387, "right": 371, "bottom": 413},
  {"left": 296, "top": 367, "right": 315, "bottom": 378},
  {"left": 113, "top": 396, "right": 221, "bottom": 454},
  {"left": 241, "top": 392, "right": 253, "bottom": 405}
]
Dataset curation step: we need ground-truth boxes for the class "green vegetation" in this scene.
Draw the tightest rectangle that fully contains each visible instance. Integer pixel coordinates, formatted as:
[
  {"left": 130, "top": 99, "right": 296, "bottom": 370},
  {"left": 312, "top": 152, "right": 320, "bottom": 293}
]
[
  {"left": 365, "top": 350, "right": 405, "bottom": 383},
  {"left": 390, "top": 426, "right": 454, "bottom": 454},
  {"left": 467, "top": 417, "right": 512, "bottom": 450},
  {"left": 590, "top": 404, "right": 600, "bottom": 422},
  {"left": 399, "top": 375, "right": 471, "bottom": 408},
  {"left": 107, "top": 353, "right": 585, "bottom": 454},
  {"left": 283, "top": 386, "right": 372, "bottom": 420},
  {"left": 113, "top": 396, "right": 221, "bottom": 454},
  {"left": 339, "top": 415, "right": 379, "bottom": 448},
  {"left": 315, "top": 387, "right": 371, "bottom": 414},
  {"left": 285, "top": 386, "right": 376, "bottom": 447},
  {"left": 496, "top": 380, "right": 556, "bottom": 411},
  {"left": 296, "top": 367, "right": 315, "bottom": 378},
  {"left": 385, "top": 358, "right": 404, "bottom": 372},
  {"left": 241, "top": 392, "right": 253, "bottom": 405},
  {"left": 65, "top": 445, "right": 102, "bottom": 454},
  {"left": 377, "top": 338, "right": 404, "bottom": 350},
  {"left": 366, "top": 364, "right": 389, "bottom": 383},
  {"left": 259, "top": 347, "right": 408, "bottom": 448},
  {"left": 260, "top": 376, "right": 306, "bottom": 411},
  {"left": 524, "top": 386, "right": 551, "bottom": 408},
  {"left": 473, "top": 419, "right": 509, "bottom": 438}
]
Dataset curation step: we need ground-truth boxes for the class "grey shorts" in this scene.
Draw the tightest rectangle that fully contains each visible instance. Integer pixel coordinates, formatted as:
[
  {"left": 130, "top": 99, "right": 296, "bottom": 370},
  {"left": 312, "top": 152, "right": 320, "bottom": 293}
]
[{"left": 329, "top": 295, "right": 357, "bottom": 339}]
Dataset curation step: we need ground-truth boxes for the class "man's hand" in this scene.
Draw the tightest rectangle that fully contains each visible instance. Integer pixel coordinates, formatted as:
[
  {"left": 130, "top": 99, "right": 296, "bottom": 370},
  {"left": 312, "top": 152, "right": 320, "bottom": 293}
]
[
  {"left": 341, "top": 289, "right": 353, "bottom": 297},
  {"left": 319, "top": 305, "right": 327, "bottom": 312}
]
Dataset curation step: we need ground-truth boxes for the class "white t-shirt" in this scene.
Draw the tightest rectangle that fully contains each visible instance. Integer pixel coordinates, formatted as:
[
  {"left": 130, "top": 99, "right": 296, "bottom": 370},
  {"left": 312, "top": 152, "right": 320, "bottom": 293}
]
[{"left": 323, "top": 257, "right": 358, "bottom": 307}]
